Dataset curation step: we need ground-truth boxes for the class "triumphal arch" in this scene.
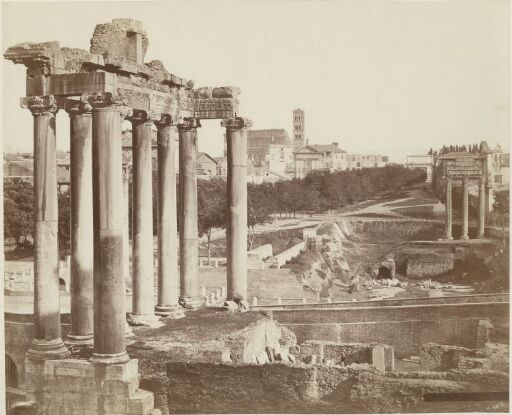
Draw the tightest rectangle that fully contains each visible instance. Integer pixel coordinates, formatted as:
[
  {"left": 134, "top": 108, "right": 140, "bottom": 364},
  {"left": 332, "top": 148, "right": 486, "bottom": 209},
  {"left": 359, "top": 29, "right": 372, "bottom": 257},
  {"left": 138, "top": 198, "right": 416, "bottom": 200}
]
[{"left": 5, "top": 18, "right": 251, "bottom": 414}]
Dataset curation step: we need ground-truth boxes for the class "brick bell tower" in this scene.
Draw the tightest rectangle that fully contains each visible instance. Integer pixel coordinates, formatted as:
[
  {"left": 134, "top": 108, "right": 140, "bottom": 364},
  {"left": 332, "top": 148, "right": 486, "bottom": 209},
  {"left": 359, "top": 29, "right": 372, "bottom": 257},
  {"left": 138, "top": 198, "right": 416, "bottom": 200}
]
[{"left": 292, "top": 108, "right": 305, "bottom": 150}]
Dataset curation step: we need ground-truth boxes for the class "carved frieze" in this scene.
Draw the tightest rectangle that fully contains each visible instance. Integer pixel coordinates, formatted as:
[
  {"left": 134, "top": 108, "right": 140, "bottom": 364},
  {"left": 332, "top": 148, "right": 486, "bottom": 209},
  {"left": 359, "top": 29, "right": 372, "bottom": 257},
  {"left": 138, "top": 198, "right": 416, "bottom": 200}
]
[{"left": 193, "top": 98, "right": 239, "bottom": 119}]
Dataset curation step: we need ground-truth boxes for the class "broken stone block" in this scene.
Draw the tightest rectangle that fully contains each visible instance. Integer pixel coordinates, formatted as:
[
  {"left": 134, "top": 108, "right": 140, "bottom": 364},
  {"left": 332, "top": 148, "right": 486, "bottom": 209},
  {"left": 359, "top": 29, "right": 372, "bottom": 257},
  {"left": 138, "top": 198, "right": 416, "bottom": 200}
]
[
  {"left": 212, "top": 86, "right": 240, "bottom": 98},
  {"left": 222, "top": 300, "right": 238, "bottom": 311},
  {"left": 255, "top": 351, "right": 269, "bottom": 365},
  {"left": 90, "top": 18, "right": 149, "bottom": 65},
  {"left": 238, "top": 300, "right": 250, "bottom": 312}
]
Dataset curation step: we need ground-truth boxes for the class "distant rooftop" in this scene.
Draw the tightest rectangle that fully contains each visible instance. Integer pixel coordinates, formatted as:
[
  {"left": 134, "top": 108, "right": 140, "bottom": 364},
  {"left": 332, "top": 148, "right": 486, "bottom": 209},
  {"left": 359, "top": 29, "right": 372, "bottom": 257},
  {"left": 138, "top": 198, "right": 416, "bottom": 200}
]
[{"left": 247, "top": 129, "right": 292, "bottom": 147}]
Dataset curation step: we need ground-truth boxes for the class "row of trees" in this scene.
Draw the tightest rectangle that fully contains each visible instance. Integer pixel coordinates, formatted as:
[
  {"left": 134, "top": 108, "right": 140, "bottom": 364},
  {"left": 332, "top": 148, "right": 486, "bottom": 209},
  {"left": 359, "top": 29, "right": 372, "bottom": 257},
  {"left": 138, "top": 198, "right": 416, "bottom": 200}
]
[
  {"left": 4, "top": 178, "right": 70, "bottom": 255},
  {"left": 4, "top": 165, "right": 426, "bottom": 255}
]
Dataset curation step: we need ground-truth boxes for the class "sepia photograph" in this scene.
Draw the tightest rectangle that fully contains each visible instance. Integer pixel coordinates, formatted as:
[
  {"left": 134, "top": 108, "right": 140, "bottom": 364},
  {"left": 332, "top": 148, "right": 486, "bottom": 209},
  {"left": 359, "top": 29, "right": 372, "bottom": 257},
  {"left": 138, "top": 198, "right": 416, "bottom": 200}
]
[{"left": 1, "top": 0, "right": 510, "bottom": 413}]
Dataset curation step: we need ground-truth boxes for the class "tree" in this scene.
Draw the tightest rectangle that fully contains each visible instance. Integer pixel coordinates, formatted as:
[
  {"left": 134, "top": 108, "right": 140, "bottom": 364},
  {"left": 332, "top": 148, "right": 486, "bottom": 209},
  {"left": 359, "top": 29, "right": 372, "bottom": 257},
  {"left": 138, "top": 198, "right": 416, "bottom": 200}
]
[
  {"left": 3, "top": 178, "right": 33, "bottom": 249},
  {"left": 58, "top": 188, "right": 71, "bottom": 256},
  {"left": 197, "top": 179, "right": 226, "bottom": 263},
  {"left": 247, "top": 183, "right": 273, "bottom": 250},
  {"left": 491, "top": 190, "right": 509, "bottom": 248}
]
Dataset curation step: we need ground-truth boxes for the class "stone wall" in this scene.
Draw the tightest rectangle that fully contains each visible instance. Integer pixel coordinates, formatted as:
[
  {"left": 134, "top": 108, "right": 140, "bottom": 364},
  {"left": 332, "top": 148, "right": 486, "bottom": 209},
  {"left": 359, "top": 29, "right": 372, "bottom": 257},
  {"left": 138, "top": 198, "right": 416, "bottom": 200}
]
[
  {"left": 406, "top": 253, "right": 455, "bottom": 278},
  {"left": 343, "top": 220, "right": 444, "bottom": 242},
  {"left": 24, "top": 358, "right": 157, "bottom": 415},
  {"left": 274, "top": 241, "right": 306, "bottom": 267},
  {"left": 271, "top": 302, "right": 508, "bottom": 358},
  {"left": 298, "top": 340, "right": 394, "bottom": 371},
  {"left": 139, "top": 361, "right": 508, "bottom": 414}
]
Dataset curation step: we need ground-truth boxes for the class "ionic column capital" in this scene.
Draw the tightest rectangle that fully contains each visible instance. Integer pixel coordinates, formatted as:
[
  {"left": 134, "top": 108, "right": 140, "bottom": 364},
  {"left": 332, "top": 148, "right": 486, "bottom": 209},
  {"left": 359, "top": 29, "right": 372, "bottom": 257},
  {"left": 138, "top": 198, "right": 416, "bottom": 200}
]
[
  {"left": 87, "top": 92, "right": 133, "bottom": 118},
  {"left": 21, "top": 95, "right": 60, "bottom": 116},
  {"left": 177, "top": 117, "right": 201, "bottom": 131},
  {"left": 127, "top": 109, "right": 159, "bottom": 126},
  {"left": 154, "top": 113, "right": 177, "bottom": 129},
  {"left": 221, "top": 117, "right": 252, "bottom": 130},
  {"left": 65, "top": 96, "right": 93, "bottom": 117}
]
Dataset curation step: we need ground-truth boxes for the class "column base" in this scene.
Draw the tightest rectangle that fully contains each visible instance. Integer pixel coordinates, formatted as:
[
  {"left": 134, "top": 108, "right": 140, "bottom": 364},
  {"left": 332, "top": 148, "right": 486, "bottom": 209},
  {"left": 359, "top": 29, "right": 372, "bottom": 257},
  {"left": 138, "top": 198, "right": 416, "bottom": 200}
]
[
  {"left": 64, "top": 333, "right": 94, "bottom": 357},
  {"left": 444, "top": 236, "right": 453, "bottom": 241},
  {"left": 155, "top": 304, "right": 185, "bottom": 318},
  {"left": 477, "top": 234, "right": 485, "bottom": 239},
  {"left": 179, "top": 296, "right": 204, "bottom": 309},
  {"left": 65, "top": 333, "right": 94, "bottom": 347},
  {"left": 26, "top": 338, "right": 70, "bottom": 360},
  {"left": 460, "top": 235, "right": 469, "bottom": 240},
  {"left": 127, "top": 313, "right": 163, "bottom": 327},
  {"left": 89, "top": 351, "right": 130, "bottom": 365}
]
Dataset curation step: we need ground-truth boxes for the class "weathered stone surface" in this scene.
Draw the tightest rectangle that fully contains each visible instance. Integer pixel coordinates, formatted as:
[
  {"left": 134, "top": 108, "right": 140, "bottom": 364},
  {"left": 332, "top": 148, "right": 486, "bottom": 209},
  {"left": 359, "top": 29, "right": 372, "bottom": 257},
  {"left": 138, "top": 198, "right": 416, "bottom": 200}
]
[
  {"left": 406, "top": 253, "right": 455, "bottom": 279},
  {"left": 90, "top": 19, "right": 149, "bottom": 65}
]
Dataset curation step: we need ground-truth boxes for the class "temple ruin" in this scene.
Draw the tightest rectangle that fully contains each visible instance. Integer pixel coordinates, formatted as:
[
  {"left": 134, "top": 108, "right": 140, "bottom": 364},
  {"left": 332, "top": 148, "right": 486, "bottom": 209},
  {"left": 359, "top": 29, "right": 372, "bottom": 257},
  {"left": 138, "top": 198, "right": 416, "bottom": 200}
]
[
  {"left": 438, "top": 152, "right": 487, "bottom": 240},
  {"left": 4, "top": 18, "right": 251, "bottom": 414}
]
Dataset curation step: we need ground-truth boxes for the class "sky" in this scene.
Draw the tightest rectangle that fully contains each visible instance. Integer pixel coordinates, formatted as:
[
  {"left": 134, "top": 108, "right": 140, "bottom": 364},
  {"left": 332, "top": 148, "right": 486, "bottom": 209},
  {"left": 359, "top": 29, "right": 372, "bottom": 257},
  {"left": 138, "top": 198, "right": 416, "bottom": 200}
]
[{"left": 2, "top": 0, "right": 510, "bottom": 163}]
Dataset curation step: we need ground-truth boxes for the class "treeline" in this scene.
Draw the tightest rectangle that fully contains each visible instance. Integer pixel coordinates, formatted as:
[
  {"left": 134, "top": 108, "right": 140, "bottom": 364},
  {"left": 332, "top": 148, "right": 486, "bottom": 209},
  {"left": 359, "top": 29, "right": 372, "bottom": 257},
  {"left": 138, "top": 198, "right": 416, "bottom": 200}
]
[{"left": 4, "top": 165, "right": 425, "bottom": 255}]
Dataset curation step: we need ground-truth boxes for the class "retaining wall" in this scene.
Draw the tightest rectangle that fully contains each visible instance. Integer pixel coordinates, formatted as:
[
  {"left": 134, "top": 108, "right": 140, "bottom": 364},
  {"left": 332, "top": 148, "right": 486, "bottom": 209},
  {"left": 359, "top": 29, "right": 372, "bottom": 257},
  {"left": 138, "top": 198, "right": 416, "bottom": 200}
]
[{"left": 271, "top": 302, "right": 509, "bottom": 358}]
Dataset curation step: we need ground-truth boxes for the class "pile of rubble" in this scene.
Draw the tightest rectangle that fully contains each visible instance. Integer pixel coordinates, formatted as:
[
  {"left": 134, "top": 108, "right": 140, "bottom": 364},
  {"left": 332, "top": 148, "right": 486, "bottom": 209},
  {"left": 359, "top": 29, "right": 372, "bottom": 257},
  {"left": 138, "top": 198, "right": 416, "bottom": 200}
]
[{"left": 418, "top": 279, "right": 454, "bottom": 289}]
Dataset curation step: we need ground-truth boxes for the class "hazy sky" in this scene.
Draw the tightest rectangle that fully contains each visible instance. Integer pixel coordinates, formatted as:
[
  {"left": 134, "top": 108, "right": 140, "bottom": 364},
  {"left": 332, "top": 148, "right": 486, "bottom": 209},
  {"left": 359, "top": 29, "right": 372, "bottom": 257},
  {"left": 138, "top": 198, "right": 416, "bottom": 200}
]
[{"left": 2, "top": 0, "right": 510, "bottom": 162}]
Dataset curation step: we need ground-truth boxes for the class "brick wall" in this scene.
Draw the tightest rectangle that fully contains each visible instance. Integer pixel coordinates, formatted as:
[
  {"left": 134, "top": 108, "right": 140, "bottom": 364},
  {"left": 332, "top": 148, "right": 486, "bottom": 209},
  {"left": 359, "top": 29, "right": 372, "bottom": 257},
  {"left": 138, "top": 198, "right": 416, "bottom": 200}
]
[{"left": 272, "top": 302, "right": 508, "bottom": 358}]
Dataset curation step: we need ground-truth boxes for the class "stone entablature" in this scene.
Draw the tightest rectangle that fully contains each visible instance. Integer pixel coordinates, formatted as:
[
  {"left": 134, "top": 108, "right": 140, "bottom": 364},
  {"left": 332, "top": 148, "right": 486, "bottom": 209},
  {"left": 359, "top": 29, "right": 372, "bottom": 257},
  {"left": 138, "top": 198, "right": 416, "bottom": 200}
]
[{"left": 5, "top": 19, "right": 239, "bottom": 121}]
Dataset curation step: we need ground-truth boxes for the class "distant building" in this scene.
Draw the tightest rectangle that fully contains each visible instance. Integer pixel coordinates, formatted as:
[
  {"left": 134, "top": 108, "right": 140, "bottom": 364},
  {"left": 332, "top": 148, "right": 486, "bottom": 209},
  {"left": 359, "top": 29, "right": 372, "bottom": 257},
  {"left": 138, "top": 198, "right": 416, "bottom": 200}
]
[
  {"left": 292, "top": 108, "right": 305, "bottom": 150},
  {"left": 294, "top": 143, "right": 346, "bottom": 178},
  {"left": 197, "top": 152, "right": 217, "bottom": 179},
  {"left": 294, "top": 142, "right": 388, "bottom": 178},
  {"left": 3, "top": 155, "right": 70, "bottom": 189},
  {"left": 405, "top": 155, "right": 433, "bottom": 183},
  {"left": 345, "top": 154, "right": 388, "bottom": 170},
  {"left": 220, "top": 128, "right": 294, "bottom": 183}
]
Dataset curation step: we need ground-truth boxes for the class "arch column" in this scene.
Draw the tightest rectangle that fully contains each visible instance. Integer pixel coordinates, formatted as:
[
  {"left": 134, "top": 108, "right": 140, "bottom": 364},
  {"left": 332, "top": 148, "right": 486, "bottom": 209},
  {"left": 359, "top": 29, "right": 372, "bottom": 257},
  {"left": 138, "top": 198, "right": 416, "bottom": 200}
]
[
  {"left": 444, "top": 175, "right": 453, "bottom": 240},
  {"left": 222, "top": 117, "right": 252, "bottom": 303},
  {"left": 155, "top": 115, "right": 183, "bottom": 317},
  {"left": 66, "top": 98, "right": 94, "bottom": 346},
  {"left": 127, "top": 111, "right": 160, "bottom": 326},
  {"left": 178, "top": 118, "right": 203, "bottom": 308},
  {"left": 460, "top": 177, "right": 469, "bottom": 240},
  {"left": 23, "top": 95, "right": 70, "bottom": 360},
  {"left": 89, "top": 94, "right": 130, "bottom": 364}
]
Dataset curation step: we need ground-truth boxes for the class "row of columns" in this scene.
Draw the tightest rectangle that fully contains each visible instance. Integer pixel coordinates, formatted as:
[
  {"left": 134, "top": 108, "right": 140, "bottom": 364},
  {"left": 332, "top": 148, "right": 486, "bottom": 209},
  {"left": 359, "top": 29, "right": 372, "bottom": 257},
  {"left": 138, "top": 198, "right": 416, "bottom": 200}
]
[
  {"left": 444, "top": 176, "right": 486, "bottom": 241},
  {"left": 23, "top": 94, "right": 251, "bottom": 363}
]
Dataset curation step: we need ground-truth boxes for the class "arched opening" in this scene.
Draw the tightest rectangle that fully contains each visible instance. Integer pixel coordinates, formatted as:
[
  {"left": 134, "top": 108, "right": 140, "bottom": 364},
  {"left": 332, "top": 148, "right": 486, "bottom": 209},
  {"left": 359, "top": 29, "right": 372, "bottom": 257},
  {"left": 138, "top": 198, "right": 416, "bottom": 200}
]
[
  {"left": 377, "top": 266, "right": 392, "bottom": 279},
  {"left": 5, "top": 355, "right": 18, "bottom": 388},
  {"left": 59, "top": 278, "right": 67, "bottom": 292}
]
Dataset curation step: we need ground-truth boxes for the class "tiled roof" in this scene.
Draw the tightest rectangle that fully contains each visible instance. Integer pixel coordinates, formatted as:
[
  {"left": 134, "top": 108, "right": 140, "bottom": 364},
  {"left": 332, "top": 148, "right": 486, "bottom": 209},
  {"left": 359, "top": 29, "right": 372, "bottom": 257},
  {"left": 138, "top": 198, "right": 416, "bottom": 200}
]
[{"left": 308, "top": 144, "right": 346, "bottom": 153}]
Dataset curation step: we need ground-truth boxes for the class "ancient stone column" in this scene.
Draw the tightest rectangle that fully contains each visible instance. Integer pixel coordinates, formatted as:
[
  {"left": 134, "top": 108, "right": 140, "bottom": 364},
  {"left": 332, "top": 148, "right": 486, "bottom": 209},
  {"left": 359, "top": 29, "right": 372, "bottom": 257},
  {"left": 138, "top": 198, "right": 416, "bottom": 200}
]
[
  {"left": 89, "top": 95, "right": 130, "bottom": 364},
  {"left": 461, "top": 177, "right": 469, "bottom": 240},
  {"left": 66, "top": 99, "right": 94, "bottom": 346},
  {"left": 122, "top": 167, "right": 131, "bottom": 286},
  {"left": 222, "top": 117, "right": 252, "bottom": 303},
  {"left": 24, "top": 95, "right": 70, "bottom": 360},
  {"left": 478, "top": 177, "right": 486, "bottom": 238},
  {"left": 178, "top": 118, "right": 203, "bottom": 308},
  {"left": 128, "top": 111, "right": 159, "bottom": 326},
  {"left": 155, "top": 115, "right": 183, "bottom": 318},
  {"left": 444, "top": 175, "right": 453, "bottom": 240}
]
